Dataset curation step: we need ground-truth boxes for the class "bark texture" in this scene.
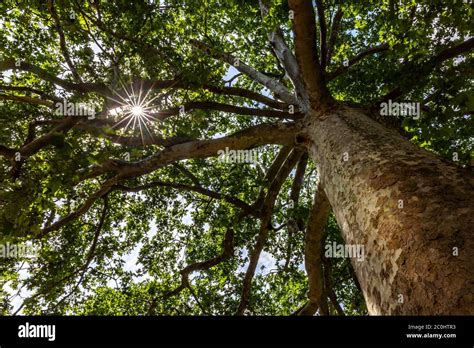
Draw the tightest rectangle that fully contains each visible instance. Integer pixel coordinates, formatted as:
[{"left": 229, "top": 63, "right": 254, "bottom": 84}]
[
  {"left": 301, "top": 183, "right": 330, "bottom": 316},
  {"left": 302, "top": 105, "right": 474, "bottom": 315}
]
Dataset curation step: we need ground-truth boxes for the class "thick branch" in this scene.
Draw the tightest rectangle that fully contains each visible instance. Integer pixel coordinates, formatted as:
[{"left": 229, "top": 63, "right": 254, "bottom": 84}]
[
  {"left": 284, "top": 152, "right": 309, "bottom": 270},
  {"left": 258, "top": 0, "right": 307, "bottom": 109},
  {"left": 4, "top": 117, "right": 82, "bottom": 179},
  {"left": 299, "top": 182, "right": 330, "bottom": 316},
  {"left": 38, "top": 123, "right": 297, "bottom": 236},
  {"left": 151, "top": 101, "right": 301, "bottom": 121},
  {"left": 288, "top": 0, "right": 331, "bottom": 109},
  {"left": 82, "top": 123, "right": 298, "bottom": 181},
  {"left": 191, "top": 40, "right": 298, "bottom": 106},
  {"left": 37, "top": 177, "right": 117, "bottom": 238},
  {"left": 328, "top": 288, "right": 345, "bottom": 316},
  {"left": 0, "top": 94, "right": 54, "bottom": 108},
  {"left": 0, "top": 59, "right": 107, "bottom": 94},
  {"left": 0, "top": 85, "right": 61, "bottom": 102},
  {"left": 290, "top": 153, "right": 308, "bottom": 203},
  {"left": 195, "top": 84, "right": 287, "bottom": 110}
]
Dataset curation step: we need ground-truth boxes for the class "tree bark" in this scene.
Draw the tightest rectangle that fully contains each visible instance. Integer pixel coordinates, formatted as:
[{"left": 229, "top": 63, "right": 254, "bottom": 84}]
[{"left": 301, "top": 105, "right": 474, "bottom": 315}]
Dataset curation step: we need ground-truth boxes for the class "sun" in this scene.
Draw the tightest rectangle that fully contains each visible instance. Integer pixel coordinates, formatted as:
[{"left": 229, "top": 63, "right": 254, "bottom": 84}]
[
  {"left": 131, "top": 105, "right": 144, "bottom": 117},
  {"left": 106, "top": 80, "right": 165, "bottom": 145}
]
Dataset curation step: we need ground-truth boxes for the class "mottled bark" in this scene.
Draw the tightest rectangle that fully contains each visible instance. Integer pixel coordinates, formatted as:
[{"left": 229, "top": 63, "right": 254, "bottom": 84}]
[
  {"left": 301, "top": 105, "right": 474, "bottom": 315},
  {"left": 300, "top": 183, "right": 330, "bottom": 316}
]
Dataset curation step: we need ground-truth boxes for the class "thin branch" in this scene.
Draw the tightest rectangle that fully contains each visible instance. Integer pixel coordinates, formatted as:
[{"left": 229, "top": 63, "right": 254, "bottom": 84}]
[
  {"left": 377, "top": 37, "right": 474, "bottom": 103},
  {"left": 48, "top": 0, "right": 83, "bottom": 82},
  {"left": 315, "top": 0, "right": 328, "bottom": 71},
  {"left": 113, "top": 180, "right": 255, "bottom": 216},
  {"left": 327, "top": 43, "right": 389, "bottom": 80},
  {"left": 236, "top": 149, "right": 303, "bottom": 315},
  {"left": 148, "top": 228, "right": 235, "bottom": 315},
  {"left": 327, "top": 6, "right": 343, "bottom": 65}
]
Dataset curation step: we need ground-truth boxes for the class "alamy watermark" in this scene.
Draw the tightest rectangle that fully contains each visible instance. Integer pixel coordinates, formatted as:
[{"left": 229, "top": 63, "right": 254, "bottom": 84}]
[
  {"left": 54, "top": 100, "right": 95, "bottom": 119},
  {"left": 18, "top": 322, "right": 55, "bottom": 341},
  {"left": 0, "top": 242, "right": 36, "bottom": 259},
  {"left": 380, "top": 99, "right": 420, "bottom": 120},
  {"left": 217, "top": 147, "right": 258, "bottom": 164},
  {"left": 325, "top": 242, "right": 365, "bottom": 262}
]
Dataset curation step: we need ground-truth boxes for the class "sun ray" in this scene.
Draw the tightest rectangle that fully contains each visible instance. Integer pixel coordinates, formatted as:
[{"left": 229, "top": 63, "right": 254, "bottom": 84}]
[{"left": 105, "top": 79, "right": 163, "bottom": 145}]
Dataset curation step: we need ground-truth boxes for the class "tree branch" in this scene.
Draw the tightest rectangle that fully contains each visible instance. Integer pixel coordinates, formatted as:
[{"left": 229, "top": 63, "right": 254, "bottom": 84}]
[
  {"left": 37, "top": 123, "right": 297, "bottom": 237},
  {"left": 191, "top": 40, "right": 298, "bottom": 106},
  {"left": 326, "top": 6, "right": 343, "bottom": 65},
  {"left": 288, "top": 0, "right": 331, "bottom": 109},
  {"left": 0, "top": 58, "right": 107, "bottom": 94},
  {"left": 0, "top": 94, "right": 54, "bottom": 108},
  {"left": 236, "top": 148, "right": 303, "bottom": 315},
  {"left": 299, "top": 182, "right": 330, "bottom": 316},
  {"left": 81, "top": 123, "right": 298, "bottom": 181},
  {"left": 258, "top": 0, "right": 307, "bottom": 109},
  {"left": 252, "top": 145, "right": 292, "bottom": 210},
  {"left": 48, "top": 0, "right": 83, "bottom": 82},
  {"left": 315, "top": 0, "right": 328, "bottom": 71},
  {"left": 0, "top": 85, "right": 61, "bottom": 102},
  {"left": 377, "top": 38, "right": 474, "bottom": 103},
  {"left": 148, "top": 228, "right": 235, "bottom": 315},
  {"left": 284, "top": 152, "right": 309, "bottom": 270},
  {"left": 150, "top": 101, "right": 301, "bottom": 121},
  {"left": 327, "top": 43, "right": 389, "bottom": 81},
  {"left": 114, "top": 180, "right": 255, "bottom": 216}
]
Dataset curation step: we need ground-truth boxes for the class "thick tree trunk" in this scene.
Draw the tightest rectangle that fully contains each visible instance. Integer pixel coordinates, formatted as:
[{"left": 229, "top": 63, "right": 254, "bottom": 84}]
[{"left": 302, "top": 105, "right": 474, "bottom": 315}]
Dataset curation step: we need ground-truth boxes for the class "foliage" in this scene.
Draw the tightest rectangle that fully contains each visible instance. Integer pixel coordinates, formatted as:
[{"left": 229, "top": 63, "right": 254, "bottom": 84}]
[{"left": 0, "top": 0, "right": 471, "bottom": 315}]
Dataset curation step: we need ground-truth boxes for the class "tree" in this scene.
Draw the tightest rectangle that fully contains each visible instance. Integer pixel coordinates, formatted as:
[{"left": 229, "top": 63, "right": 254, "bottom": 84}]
[{"left": 0, "top": 0, "right": 472, "bottom": 315}]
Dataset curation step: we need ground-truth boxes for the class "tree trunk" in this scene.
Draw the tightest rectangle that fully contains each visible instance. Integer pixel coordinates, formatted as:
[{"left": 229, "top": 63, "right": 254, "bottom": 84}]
[{"left": 301, "top": 105, "right": 474, "bottom": 315}]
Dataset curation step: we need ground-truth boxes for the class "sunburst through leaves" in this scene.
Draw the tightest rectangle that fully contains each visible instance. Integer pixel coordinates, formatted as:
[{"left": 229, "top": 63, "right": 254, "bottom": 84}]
[{"left": 107, "top": 80, "right": 163, "bottom": 145}]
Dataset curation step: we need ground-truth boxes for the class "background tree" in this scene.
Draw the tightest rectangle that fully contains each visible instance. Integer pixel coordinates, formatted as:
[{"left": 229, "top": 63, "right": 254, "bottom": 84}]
[{"left": 0, "top": 0, "right": 472, "bottom": 315}]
